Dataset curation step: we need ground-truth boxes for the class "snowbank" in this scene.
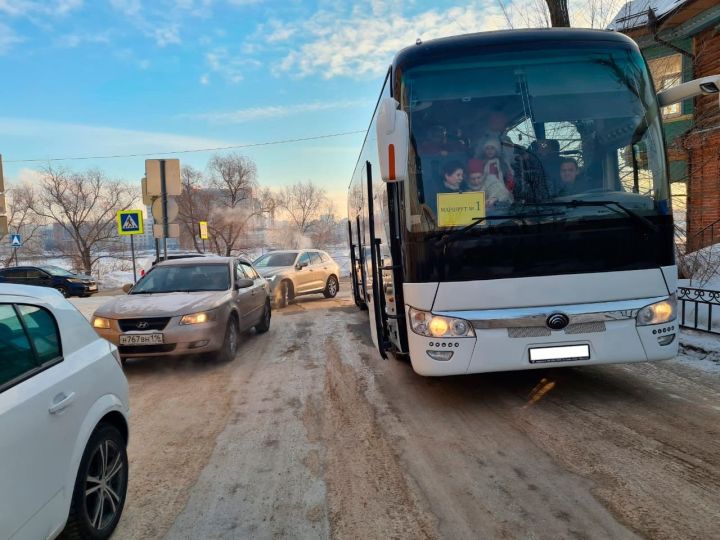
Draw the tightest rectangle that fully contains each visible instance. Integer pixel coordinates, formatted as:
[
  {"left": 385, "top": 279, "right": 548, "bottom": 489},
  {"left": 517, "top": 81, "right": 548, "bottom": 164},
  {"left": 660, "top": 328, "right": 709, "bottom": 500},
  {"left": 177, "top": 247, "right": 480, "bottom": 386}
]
[{"left": 675, "top": 329, "right": 720, "bottom": 374}]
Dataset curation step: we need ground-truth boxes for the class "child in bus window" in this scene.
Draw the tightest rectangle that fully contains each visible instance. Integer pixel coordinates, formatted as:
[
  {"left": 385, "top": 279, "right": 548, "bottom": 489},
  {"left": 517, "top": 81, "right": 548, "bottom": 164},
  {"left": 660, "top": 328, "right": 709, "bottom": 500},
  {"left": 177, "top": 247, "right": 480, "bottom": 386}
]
[
  {"left": 473, "top": 139, "right": 516, "bottom": 194},
  {"left": 466, "top": 157, "right": 513, "bottom": 208}
]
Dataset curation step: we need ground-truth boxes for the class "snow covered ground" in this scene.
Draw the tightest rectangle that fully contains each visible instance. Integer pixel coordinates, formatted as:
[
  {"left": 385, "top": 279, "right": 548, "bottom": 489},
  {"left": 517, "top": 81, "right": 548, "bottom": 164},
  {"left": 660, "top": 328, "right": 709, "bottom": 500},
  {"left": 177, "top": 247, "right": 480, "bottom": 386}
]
[{"left": 676, "top": 330, "right": 720, "bottom": 374}]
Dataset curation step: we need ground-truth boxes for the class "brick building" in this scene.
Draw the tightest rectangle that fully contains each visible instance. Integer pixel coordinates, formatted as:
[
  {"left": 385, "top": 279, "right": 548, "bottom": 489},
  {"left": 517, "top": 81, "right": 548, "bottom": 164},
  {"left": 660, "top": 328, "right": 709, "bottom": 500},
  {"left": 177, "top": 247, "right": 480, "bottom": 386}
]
[{"left": 611, "top": 0, "right": 720, "bottom": 251}]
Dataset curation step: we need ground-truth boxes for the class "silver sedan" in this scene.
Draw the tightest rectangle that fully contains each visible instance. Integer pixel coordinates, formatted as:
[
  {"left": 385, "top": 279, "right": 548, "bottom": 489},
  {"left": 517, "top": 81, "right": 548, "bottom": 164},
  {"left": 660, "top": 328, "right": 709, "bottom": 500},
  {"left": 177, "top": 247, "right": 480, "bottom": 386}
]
[{"left": 91, "top": 257, "right": 271, "bottom": 362}]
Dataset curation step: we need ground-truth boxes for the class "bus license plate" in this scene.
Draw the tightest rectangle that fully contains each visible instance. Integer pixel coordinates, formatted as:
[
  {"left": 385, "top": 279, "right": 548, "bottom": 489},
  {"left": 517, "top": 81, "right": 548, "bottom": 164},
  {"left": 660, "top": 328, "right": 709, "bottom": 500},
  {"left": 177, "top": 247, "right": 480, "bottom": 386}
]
[
  {"left": 529, "top": 345, "right": 590, "bottom": 364},
  {"left": 120, "top": 333, "right": 164, "bottom": 346}
]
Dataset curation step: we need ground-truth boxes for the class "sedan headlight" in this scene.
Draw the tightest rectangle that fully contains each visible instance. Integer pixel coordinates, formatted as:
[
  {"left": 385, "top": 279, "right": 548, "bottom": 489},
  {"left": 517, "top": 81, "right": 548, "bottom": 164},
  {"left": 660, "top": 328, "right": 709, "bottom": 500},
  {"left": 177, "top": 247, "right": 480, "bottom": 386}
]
[
  {"left": 67, "top": 278, "right": 83, "bottom": 284},
  {"left": 409, "top": 307, "right": 475, "bottom": 338},
  {"left": 636, "top": 294, "right": 677, "bottom": 326},
  {"left": 92, "top": 316, "right": 111, "bottom": 329},
  {"left": 180, "top": 311, "right": 216, "bottom": 325}
]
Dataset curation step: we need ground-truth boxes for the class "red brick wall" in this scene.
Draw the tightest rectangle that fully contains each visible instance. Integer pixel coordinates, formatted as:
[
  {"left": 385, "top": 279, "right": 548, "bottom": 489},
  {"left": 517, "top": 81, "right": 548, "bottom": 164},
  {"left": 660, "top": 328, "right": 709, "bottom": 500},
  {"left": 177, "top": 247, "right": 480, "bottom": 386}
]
[{"left": 687, "top": 27, "right": 720, "bottom": 251}]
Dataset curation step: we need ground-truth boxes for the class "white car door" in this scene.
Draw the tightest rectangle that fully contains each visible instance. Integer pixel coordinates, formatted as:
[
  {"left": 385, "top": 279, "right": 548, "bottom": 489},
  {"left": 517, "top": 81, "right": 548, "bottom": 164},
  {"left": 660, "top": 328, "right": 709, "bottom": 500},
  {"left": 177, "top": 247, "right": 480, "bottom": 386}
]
[{"left": 0, "top": 302, "right": 84, "bottom": 540}]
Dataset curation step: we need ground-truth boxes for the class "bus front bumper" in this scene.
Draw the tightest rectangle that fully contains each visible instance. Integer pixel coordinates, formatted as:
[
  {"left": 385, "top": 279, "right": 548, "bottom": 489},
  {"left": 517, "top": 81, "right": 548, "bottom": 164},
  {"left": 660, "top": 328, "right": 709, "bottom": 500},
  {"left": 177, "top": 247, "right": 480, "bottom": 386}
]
[{"left": 407, "top": 318, "right": 679, "bottom": 376}]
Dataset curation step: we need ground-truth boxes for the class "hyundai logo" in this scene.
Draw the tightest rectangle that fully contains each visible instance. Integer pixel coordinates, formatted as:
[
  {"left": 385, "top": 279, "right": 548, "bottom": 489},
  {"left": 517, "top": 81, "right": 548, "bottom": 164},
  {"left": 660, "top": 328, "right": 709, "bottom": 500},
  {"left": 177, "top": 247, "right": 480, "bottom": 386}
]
[
  {"left": 546, "top": 313, "right": 570, "bottom": 330},
  {"left": 136, "top": 321, "right": 150, "bottom": 330}
]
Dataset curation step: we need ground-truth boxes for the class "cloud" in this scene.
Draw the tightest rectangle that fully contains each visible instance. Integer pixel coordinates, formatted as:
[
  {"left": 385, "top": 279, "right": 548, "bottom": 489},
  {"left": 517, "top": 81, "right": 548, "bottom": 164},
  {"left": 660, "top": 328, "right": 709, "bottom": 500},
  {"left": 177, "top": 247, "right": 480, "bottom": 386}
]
[
  {"left": 0, "top": 23, "right": 22, "bottom": 54},
  {"left": 0, "top": 117, "right": 233, "bottom": 159},
  {"left": 227, "top": 0, "right": 263, "bottom": 6},
  {"left": 265, "top": 19, "right": 296, "bottom": 43},
  {"left": 0, "top": 0, "right": 83, "bottom": 17},
  {"left": 185, "top": 99, "right": 370, "bottom": 124},
  {"left": 109, "top": 0, "right": 141, "bottom": 16},
  {"left": 275, "top": 2, "right": 507, "bottom": 79},
  {"left": 199, "top": 73, "right": 210, "bottom": 85},
  {"left": 56, "top": 31, "right": 111, "bottom": 48},
  {"left": 153, "top": 24, "right": 181, "bottom": 46},
  {"left": 204, "top": 47, "right": 262, "bottom": 83}
]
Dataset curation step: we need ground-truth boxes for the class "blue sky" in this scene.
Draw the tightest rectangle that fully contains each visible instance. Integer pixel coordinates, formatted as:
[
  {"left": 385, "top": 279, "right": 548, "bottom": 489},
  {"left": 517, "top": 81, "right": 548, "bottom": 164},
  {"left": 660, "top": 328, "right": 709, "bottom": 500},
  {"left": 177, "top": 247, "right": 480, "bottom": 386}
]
[{"left": 0, "top": 0, "right": 541, "bottom": 209}]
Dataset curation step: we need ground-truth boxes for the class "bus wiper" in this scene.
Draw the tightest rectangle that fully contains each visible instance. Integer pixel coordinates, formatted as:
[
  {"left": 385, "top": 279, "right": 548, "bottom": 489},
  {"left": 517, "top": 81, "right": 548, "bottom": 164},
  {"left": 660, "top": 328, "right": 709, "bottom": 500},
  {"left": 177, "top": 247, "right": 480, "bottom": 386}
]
[
  {"left": 524, "top": 200, "right": 658, "bottom": 233},
  {"left": 433, "top": 211, "right": 563, "bottom": 246}
]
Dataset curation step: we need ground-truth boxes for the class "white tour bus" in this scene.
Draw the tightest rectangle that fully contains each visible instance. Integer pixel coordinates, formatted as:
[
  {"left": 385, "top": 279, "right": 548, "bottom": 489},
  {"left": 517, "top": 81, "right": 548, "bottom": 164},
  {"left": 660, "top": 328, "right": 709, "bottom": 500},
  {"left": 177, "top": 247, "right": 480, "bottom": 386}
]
[{"left": 348, "top": 28, "right": 720, "bottom": 376}]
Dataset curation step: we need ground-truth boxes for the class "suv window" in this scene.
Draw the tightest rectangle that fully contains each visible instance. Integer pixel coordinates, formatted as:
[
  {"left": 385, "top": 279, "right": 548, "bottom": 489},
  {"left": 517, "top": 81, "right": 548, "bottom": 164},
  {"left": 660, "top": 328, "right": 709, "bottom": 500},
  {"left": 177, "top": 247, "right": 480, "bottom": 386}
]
[
  {"left": 318, "top": 252, "right": 329, "bottom": 263},
  {"left": 2, "top": 269, "right": 26, "bottom": 279},
  {"left": 298, "top": 253, "right": 311, "bottom": 267},
  {"left": 309, "top": 252, "right": 322, "bottom": 265},
  {"left": 18, "top": 305, "right": 62, "bottom": 363},
  {"left": 0, "top": 305, "right": 36, "bottom": 388}
]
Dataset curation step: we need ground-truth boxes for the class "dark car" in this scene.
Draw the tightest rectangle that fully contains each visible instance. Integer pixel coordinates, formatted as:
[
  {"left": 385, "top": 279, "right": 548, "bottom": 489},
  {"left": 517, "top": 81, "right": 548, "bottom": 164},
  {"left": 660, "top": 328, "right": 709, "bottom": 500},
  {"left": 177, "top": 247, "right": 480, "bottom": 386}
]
[{"left": 0, "top": 265, "right": 98, "bottom": 297}]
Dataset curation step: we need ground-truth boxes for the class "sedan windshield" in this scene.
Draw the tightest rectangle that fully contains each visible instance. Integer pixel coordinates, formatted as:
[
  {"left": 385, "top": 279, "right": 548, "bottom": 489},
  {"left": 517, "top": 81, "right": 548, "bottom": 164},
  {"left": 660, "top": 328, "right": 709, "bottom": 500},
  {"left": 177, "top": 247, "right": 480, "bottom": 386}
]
[
  {"left": 254, "top": 252, "right": 298, "bottom": 268},
  {"left": 132, "top": 264, "right": 230, "bottom": 293}
]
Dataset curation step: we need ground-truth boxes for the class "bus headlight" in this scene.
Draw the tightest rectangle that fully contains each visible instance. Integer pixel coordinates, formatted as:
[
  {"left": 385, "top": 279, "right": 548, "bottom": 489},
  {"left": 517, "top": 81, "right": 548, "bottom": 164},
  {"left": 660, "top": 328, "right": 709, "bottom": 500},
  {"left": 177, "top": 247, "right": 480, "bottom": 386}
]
[
  {"left": 409, "top": 307, "right": 475, "bottom": 338},
  {"left": 637, "top": 295, "right": 677, "bottom": 326}
]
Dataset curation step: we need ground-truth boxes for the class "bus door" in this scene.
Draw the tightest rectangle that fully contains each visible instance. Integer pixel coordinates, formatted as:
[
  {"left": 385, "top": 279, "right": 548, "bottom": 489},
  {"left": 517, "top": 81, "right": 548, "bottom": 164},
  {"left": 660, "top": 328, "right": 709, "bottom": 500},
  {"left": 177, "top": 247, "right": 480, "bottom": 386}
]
[
  {"left": 376, "top": 184, "right": 404, "bottom": 353},
  {"left": 348, "top": 220, "right": 366, "bottom": 309},
  {"left": 365, "top": 160, "right": 395, "bottom": 359}
]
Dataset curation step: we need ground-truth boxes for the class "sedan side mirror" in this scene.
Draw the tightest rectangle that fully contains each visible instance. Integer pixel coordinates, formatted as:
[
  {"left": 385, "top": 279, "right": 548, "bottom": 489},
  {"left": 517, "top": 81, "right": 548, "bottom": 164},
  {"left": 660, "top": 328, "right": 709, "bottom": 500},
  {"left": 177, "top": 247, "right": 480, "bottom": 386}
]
[
  {"left": 296, "top": 261, "right": 309, "bottom": 270},
  {"left": 236, "top": 278, "right": 254, "bottom": 289},
  {"left": 122, "top": 284, "right": 133, "bottom": 294}
]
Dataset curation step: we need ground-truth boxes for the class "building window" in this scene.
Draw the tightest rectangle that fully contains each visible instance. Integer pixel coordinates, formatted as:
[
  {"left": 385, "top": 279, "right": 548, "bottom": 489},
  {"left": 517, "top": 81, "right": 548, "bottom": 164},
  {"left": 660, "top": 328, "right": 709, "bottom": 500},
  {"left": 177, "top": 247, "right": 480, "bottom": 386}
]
[{"left": 648, "top": 54, "right": 683, "bottom": 119}]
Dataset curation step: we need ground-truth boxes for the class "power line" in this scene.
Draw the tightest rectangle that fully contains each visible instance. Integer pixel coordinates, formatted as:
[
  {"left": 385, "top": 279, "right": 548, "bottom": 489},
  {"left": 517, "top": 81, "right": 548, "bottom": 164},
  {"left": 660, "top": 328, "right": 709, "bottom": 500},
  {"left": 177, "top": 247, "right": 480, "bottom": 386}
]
[{"left": 4, "top": 129, "right": 367, "bottom": 164}]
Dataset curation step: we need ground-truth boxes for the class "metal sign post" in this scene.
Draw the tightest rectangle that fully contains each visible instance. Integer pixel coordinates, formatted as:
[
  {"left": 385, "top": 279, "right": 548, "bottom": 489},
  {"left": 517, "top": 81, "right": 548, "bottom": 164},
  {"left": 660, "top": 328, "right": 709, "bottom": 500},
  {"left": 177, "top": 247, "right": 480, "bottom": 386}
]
[
  {"left": 160, "top": 159, "right": 168, "bottom": 261},
  {"left": 9, "top": 234, "right": 21, "bottom": 267},
  {"left": 117, "top": 210, "right": 144, "bottom": 283}
]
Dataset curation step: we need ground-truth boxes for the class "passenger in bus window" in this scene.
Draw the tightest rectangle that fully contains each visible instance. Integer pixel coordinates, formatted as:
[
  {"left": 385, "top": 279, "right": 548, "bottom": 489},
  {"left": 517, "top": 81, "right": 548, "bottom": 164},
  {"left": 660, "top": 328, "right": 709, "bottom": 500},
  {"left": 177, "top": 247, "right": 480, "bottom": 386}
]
[
  {"left": 441, "top": 160, "right": 464, "bottom": 191},
  {"left": 473, "top": 139, "right": 516, "bottom": 193},
  {"left": 555, "top": 157, "right": 592, "bottom": 196},
  {"left": 418, "top": 125, "right": 465, "bottom": 156},
  {"left": 466, "top": 158, "right": 513, "bottom": 208},
  {"left": 474, "top": 110, "right": 515, "bottom": 166},
  {"left": 424, "top": 160, "right": 465, "bottom": 217}
]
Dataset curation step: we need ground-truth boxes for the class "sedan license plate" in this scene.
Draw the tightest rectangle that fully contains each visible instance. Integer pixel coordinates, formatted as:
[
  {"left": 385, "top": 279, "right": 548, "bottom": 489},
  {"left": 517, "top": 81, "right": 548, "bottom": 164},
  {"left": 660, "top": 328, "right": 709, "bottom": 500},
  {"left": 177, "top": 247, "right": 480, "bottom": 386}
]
[
  {"left": 89, "top": 285, "right": 98, "bottom": 291},
  {"left": 529, "top": 344, "right": 590, "bottom": 364},
  {"left": 120, "top": 333, "right": 164, "bottom": 346}
]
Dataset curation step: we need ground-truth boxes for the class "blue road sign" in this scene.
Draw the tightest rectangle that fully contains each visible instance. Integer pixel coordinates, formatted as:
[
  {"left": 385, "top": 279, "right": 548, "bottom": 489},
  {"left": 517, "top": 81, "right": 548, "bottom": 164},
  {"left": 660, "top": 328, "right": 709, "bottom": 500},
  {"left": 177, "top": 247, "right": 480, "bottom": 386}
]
[
  {"left": 117, "top": 210, "right": 144, "bottom": 235},
  {"left": 9, "top": 234, "right": 21, "bottom": 248}
]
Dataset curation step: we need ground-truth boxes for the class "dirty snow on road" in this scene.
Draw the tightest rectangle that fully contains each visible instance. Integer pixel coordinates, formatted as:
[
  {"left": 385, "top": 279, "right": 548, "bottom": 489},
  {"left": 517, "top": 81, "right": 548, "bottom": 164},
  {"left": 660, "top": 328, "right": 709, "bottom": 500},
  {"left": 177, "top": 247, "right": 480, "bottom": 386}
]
[{"left": 69, "top": 291, "right": 720, "bottom": 539}]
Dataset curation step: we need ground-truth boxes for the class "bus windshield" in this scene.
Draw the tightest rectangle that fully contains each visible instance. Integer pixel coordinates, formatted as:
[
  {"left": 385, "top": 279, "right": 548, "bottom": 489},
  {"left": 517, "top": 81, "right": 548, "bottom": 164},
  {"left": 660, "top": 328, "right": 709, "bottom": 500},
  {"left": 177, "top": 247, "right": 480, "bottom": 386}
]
[{"left": 401, "top": 45, "right": 669, "bottom": 233}]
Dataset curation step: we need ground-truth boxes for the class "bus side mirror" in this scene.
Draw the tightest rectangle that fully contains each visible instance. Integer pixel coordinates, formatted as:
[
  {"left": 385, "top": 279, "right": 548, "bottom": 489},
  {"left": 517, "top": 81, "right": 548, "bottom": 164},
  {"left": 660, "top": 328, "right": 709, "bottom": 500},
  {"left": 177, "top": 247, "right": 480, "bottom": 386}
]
[
  {"left": 376, "top": 97, "right": 409, "bottom": 183},
  {"left": 657, "top": 75, "right": 720, "bottom": 109}
]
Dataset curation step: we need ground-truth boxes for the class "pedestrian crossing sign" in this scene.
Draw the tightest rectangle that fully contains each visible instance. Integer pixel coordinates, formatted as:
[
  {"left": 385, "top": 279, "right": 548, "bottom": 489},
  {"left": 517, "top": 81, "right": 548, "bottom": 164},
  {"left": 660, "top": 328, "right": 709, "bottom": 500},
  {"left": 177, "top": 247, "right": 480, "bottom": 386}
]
[
  {"left": 10, "top": 234, "right": 22, "bottom": 247},
  {"left": 117, "top": 210, "right": 144, "bottom": 236}
]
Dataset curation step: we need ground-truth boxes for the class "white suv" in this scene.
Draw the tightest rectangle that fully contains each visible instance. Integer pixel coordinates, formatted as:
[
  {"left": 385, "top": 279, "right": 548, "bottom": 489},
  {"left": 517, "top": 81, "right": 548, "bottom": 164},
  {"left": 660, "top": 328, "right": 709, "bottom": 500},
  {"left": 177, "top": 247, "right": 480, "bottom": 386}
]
[{"left": 0, "top": 284, "right": 130, "bottom": 540}]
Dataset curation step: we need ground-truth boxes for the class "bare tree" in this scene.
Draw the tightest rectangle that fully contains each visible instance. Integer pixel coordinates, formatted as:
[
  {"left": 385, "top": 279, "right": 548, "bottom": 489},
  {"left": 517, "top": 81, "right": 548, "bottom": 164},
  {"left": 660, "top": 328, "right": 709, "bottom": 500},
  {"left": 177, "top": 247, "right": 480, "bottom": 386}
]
[
  {"left": 545, "top": 0, "right": 570, "bottom": 27},
  {"left": 279, "top": 180, "right": 328, "bottom": 236},
  {"left": 309, "top": 202, "right": 343, "bottom": 248},
  {"left": 0, "top": 184, "right": 43, "bottom": 266},
  {"left": 205, "top": 153, "right": 274, "bottom": 256},
  {"left": 177, "top": 165, "right": 212, "bottom": 252},
  {"left": 30, "top": 166, "right": 137, "bottom": 274},
  {"left": 497, "top": 0, "right": 626, "bottom": 30}
]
